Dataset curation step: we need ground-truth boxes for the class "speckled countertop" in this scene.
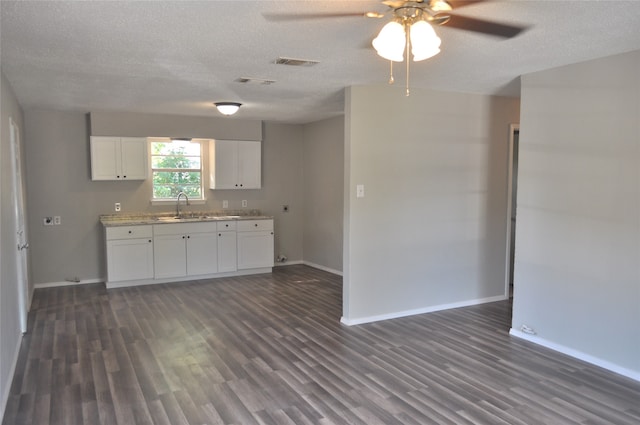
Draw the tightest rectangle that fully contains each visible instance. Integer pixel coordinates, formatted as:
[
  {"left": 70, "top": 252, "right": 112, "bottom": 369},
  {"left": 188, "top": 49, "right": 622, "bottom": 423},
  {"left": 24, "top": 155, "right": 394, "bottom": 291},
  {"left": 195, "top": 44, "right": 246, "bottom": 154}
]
[{"left": 100, "top": 210, "right": 273, "bottom": 227}]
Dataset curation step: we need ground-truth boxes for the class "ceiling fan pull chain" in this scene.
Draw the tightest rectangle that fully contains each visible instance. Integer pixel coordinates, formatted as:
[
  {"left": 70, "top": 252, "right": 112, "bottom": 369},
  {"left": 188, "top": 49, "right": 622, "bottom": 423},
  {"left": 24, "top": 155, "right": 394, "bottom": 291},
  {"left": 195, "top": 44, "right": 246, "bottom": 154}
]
[{"left": 388, "top": 61, "right": 395, "bottom": 84}]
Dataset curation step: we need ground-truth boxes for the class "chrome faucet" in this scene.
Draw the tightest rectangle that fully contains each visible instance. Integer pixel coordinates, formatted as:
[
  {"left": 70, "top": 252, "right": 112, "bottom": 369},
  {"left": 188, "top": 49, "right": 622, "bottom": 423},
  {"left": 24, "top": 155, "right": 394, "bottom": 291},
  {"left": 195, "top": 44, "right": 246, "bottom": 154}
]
[{"left": 176, "top": 191, "right": 189, "bottom": 217}]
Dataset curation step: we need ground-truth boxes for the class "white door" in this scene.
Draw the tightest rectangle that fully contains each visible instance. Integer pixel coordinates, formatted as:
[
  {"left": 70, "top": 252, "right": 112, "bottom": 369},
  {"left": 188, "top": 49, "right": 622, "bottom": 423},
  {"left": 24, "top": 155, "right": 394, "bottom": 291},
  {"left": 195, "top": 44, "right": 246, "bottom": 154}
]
[
  {"left": 211, "top": 140, "right": 238, "bottom": 189},
  {"left": 217, "top": 231, "right": 237, "bottom": 273},
  {"left": 186, "top": 232, "right": 218, "bottom": 276},
  {"left": 237, "top": 141, "right": 261, "bottom": 189},
  {"left": 153, "top": 234, "right": 187, "bottom": 278},
  {"left": 120, "top": 137, "right": 148, "bottom": 179},
  {"left": 237, "top": 231, "right": 274, "bottom": 269},
  {"left": 10, "top": 118, "right": 29, "bottom": 333}
]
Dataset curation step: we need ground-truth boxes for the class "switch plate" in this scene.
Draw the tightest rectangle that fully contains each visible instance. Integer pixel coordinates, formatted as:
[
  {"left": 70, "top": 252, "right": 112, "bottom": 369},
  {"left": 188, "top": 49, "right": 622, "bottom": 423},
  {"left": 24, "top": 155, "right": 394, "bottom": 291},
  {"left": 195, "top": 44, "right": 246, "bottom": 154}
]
[
  {"left": 54, "top": 216, "right": 61, "bottom": 225},
  {"left": 222, "top": 200, "right": 228, "bottom": 209},
  {"left": 115, "top": 202, "right": 121, "bottom": 212},
  {"left": 356, "top": 184, "right": 365, "bottom": 198},
  {"left": 242, "top": 200, "right": 247, "bottom": 207}
]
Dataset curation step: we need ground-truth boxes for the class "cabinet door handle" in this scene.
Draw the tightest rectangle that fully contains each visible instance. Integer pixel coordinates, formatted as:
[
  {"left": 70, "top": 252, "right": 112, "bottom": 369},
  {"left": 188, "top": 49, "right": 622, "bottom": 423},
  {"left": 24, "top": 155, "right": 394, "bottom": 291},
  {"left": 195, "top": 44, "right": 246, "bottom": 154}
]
[
  {"left": 270, "top": 232, "right": 273, "bottom": 235},
  {"left": 254, "top": 223, "right": 258, "bottom": 227},
  {"left": 187, "top": 235, "right": 190, "bottom": 239},
  {"left": 182, "top": 235, "right": 185, "bottom": 239},
  {"left": 148, "top": 240, "right": 152, "bottom": 243},
  {"left": 128, "top": 230, "right": 132, "bottom": 234},
  {"left": 123, "top": 175, "right": 127, "bottom": 178},
  {"left": 219, "top": 233, "right": 221, "bottom": 236}
]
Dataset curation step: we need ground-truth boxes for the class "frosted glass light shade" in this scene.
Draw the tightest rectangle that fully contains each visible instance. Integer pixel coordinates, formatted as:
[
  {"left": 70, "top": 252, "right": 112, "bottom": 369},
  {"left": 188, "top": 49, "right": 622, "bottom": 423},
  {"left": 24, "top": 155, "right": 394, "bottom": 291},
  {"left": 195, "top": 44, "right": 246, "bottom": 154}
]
[
  {"left": 410, "top": 20, "right": 441, "bottom": 61},
  {"left": 372, "top": 21, "right": 406, "bottom": 62},
  {"left": 214, "top": 102, "right": 241, "bottom": 115}
]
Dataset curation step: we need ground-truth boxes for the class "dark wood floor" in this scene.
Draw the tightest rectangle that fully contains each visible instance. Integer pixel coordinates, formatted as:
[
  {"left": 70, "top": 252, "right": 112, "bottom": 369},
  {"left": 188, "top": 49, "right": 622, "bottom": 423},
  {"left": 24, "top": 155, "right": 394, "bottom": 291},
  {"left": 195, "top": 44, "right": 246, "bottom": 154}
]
[{"left": 4, "top": 265, "right": 640, "bottom": 424}]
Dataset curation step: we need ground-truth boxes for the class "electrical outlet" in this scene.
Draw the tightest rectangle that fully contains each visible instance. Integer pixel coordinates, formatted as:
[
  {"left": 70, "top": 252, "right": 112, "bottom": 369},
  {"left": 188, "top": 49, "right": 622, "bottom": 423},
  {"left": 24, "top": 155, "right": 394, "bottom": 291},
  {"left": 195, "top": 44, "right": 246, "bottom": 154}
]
[
  {"left": 43, "top": 217, "right": 54, "bottom": 226},
  {"left": 222, "top": 200, "right": 228, "bottom": 209},
  {"left": 242, "top": 200, "right": 247, "bottom": 208},
  {"left": 115, "top": 202, "right": 121, "bottom": 212},
  {"left": 356, "top": 184, "right": 365, "bottom": 198},
  {"left": 54, "top": 216, "right": 61, "bottom": 225}
]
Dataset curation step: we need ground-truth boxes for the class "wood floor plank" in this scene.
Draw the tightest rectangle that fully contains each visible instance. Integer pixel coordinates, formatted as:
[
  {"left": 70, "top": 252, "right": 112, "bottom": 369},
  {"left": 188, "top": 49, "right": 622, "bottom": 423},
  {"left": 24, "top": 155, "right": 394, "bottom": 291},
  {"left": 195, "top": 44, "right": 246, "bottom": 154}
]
[{"left": 3, "top": 265, "right": 640, "bottom": 425}]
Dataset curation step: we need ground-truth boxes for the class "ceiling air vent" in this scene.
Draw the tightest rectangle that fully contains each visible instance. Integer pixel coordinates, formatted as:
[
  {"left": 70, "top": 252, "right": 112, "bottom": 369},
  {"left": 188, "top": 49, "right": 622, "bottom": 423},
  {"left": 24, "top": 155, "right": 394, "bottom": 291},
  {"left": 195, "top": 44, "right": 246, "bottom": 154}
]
[
  {"left": 274, "top": 57, "right": 319, "bottom": 67},
  {"left": 235, "top": 77, "right": 276, "bottom": 85}
]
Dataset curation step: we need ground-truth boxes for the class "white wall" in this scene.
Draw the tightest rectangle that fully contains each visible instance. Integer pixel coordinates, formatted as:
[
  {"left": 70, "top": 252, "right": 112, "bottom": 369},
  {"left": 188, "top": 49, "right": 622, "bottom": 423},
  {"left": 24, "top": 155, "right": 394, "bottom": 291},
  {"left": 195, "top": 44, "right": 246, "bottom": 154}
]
[
  {"left": 302, "top": 116, "right": 344, "bottom": 274},
  {"left": 343, "top": 85, "right": 520, "bottom": 324},
  {"left": 22, "top": 110, "right": 305, "bottom": 285},
  {"left": 512, "top": 50, "right": 640, "bottom": 379},
  {"left": 0, "top": 71, "right": 26, "bottom": 419}
]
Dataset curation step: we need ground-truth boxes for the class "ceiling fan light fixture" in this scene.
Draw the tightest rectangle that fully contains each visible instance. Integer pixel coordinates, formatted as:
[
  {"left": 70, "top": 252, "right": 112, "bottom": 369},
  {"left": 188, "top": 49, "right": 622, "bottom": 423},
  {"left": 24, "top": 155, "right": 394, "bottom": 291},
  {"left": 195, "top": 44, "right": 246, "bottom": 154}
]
[
  {"left": 214, "top": 102, "right": 242, "bottom": 116},
  {"left": 410, "top": 20, "right": 441, "bottom": 61},
  {"left": 372, "top": 20, "right": 406, "bottom": 62}
]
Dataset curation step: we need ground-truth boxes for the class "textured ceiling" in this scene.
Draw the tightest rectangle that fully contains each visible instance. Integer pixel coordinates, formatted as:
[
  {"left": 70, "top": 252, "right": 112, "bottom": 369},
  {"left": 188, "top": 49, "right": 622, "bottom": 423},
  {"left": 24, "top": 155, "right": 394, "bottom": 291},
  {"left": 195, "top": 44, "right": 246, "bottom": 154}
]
[{"left": 2, "top": 0, "right": 640, "bottom": 124}]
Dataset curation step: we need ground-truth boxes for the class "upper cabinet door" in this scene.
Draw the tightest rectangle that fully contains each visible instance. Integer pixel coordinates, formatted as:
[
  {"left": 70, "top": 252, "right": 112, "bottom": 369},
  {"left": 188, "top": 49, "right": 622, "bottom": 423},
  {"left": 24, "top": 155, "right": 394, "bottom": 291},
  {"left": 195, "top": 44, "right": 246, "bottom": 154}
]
[
  {"left": 210, "top": 139, "right": 238, "bottom": 189},
  {"left": 237, "top": 141, "right": 261, "bottom": 189},
  {"left": 120, "top": 137, "right": 148, "bottom": 180},
  {"left": 209, "top": 140, "right": 261, "bottom": 190},
  {"left": 90, "top": 136, "right": 148, "bottom": 181},
  {"left": 90, "top": 137, "right": 120, "bottom": 180}
]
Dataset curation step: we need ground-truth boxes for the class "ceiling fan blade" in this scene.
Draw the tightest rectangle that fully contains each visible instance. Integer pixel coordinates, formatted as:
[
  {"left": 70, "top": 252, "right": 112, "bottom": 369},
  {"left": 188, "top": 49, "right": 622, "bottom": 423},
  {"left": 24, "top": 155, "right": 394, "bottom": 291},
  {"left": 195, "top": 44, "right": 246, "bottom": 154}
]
[
  {"left": 441, "top": 13, "right": 528, "bottom": 38},
  {"left": 447, "top": 0, "right": 486, "bottom": 9},
  {"left": 263, "top": 12, "right": 383, "bottom": 22}
]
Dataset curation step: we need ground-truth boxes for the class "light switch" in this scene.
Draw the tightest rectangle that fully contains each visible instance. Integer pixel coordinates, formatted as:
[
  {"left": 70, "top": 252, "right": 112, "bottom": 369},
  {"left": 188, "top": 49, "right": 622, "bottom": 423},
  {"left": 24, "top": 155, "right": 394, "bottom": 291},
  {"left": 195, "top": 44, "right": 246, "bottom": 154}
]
[
  {"left": 222, "top": 200, "right": 228, "bottom": 209},
  {"left": 356, "top": 184, "right": 365, "bottom": 198}
]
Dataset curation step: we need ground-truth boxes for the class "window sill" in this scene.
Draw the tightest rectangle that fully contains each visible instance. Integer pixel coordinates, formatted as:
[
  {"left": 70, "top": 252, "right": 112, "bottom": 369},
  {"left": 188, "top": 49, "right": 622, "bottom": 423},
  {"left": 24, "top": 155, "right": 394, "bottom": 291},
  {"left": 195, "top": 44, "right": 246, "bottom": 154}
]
[{"left": 150, "top": 199, "right": 207, "bottom": 206}]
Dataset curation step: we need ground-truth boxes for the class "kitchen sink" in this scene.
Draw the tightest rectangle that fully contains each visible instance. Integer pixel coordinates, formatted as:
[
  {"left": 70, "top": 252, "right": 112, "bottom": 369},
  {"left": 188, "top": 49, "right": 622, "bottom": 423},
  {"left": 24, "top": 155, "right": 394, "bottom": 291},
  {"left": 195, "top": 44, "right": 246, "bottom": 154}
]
[
  {"left": 153, "top": 215, "right": 238, "bottom": 222},
  {"left": 154, "top": 216, "right": 183, "bottom": 221}
]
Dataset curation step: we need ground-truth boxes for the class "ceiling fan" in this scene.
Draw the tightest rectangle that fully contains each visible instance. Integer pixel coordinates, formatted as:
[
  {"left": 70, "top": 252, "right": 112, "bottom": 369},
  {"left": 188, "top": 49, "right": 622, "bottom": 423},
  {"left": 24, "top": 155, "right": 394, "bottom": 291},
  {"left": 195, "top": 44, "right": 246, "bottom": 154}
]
[
  {"left": 263, "top": 0, "right": 527, "bottom": 40},
  {"left": 264, "top": 0, "right": 528, "bottom": 94}
]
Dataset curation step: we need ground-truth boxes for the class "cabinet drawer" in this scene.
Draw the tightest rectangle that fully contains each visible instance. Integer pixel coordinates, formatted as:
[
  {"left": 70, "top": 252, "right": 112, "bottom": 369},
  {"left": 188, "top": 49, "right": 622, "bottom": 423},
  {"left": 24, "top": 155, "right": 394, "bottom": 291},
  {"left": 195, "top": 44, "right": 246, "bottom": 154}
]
[
  {"left": 217, "top": 221, "right": 236, "bottom": 231},
  {"left": 106, "top": 225, "right": 152, "bottom": 240},
  {"left": 237, "top": 219, "right": 273, "bottom": 232}
]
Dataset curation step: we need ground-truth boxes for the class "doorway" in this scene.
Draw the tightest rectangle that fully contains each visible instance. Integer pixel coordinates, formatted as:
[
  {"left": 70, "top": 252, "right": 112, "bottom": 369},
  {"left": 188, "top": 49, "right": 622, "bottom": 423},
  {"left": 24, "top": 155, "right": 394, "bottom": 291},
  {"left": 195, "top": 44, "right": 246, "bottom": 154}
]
[
  {"left": 10, "top": 117, "right": 29, "bottom": 333},
  {"left": 505, "top": 124, "right": 519, "bottom": 298}
]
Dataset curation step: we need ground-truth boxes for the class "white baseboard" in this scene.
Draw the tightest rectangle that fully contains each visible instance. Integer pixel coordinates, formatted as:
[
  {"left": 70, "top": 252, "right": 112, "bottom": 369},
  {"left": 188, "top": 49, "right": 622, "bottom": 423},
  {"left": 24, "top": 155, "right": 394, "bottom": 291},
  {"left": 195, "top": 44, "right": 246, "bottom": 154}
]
[
  {"left": 301, "top": 261, "right": 343, "bottom": 276},
  {"left": 509, "top": 329, "right": 640, "bottom": 382},
  {"left": 274, "top": 260, "right": 304, "bottom": 267},
  {"left": 34, "top": 277, "right": 104, "bottom": 289},
  {"left": 341, "top": 295, "right": 506, "bottom": 326},
  {"left": 1, "top": 332, "right": 23, "bottom": 421}
]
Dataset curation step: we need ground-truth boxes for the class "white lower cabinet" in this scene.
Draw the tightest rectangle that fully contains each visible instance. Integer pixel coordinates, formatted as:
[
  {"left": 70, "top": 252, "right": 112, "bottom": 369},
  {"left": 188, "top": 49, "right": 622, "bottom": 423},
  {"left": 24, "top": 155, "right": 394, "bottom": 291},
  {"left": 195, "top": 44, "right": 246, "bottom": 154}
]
[
  {"left": 106, "top": 226, "right": 154, "bottom": 282},
  {"left": 217, "top": 221, "right": 237, "bottom": 273},
  {"left": 104, "top": 218, "right": 273, "bottom": 287},
  {"left": 237, "top": 220, "right": 274, "bottom": 270},
  {"left": 153, "top": 222, "right": 218, "bottom": 279}
]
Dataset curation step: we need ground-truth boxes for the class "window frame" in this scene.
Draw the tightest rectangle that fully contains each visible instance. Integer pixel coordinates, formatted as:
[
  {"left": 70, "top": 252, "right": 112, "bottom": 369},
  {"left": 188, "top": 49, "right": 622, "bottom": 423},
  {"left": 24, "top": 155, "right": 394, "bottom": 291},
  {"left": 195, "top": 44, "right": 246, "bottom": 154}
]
[{"left": 149, "top": 138, "right": 207, "bottom": 204}]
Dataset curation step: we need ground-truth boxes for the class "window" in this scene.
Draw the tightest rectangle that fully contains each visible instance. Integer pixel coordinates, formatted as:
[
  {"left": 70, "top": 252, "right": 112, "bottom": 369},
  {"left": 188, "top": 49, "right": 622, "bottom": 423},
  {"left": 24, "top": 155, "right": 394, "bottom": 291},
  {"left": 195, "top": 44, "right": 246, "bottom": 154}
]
[{"left": 150, "top": 139, "right": 203, "bottom": 200}]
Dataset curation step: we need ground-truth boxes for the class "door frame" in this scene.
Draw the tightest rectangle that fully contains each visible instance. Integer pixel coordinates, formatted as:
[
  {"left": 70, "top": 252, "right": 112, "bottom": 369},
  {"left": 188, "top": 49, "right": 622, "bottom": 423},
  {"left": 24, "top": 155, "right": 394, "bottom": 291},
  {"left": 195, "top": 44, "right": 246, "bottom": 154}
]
[{"left": 504, "top": 123, "right": 519, "bottom": 297}]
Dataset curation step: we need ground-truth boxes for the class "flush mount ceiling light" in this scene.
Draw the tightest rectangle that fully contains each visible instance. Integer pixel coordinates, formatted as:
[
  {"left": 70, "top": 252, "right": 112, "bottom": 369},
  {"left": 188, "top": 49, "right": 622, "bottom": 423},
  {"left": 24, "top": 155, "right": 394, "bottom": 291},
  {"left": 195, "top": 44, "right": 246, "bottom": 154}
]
[{"left": 214, "top": 102, "right": 242, "bottom": 116}]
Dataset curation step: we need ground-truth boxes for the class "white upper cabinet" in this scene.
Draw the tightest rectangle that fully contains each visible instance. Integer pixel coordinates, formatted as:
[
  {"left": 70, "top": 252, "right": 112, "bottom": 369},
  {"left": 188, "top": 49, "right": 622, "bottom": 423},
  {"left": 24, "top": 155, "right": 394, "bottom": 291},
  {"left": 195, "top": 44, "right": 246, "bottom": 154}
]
[
  {"left": 91, "top": 136, "right": 148, "bottom": 180},
  {"left": 209, "top": 140, "right": 261, "bottom": 189}
]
